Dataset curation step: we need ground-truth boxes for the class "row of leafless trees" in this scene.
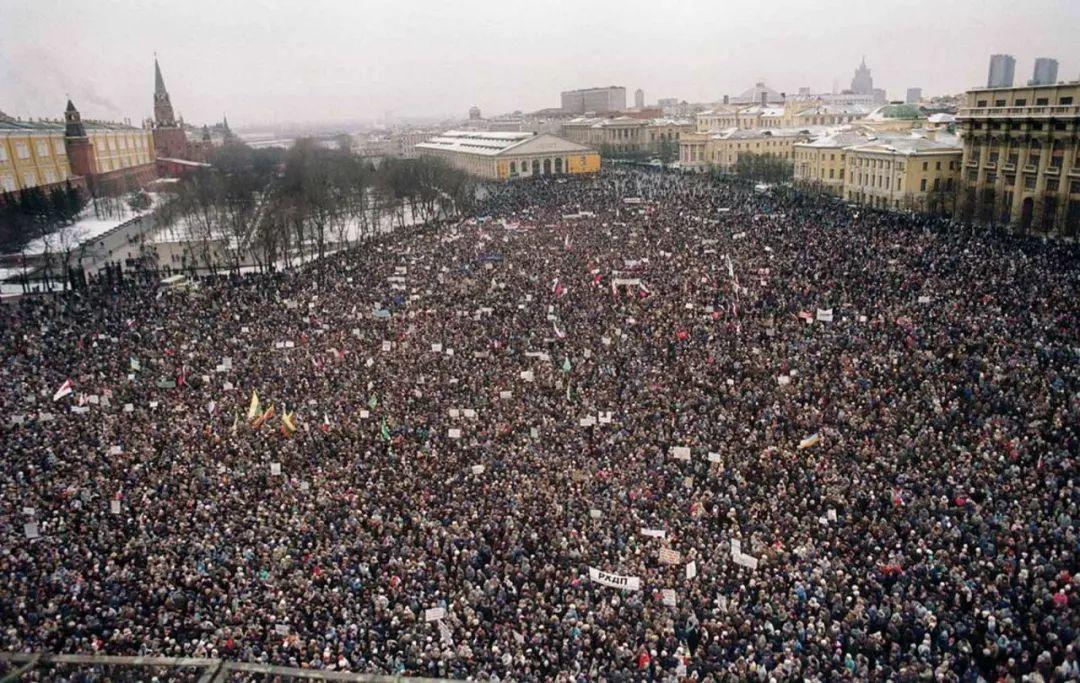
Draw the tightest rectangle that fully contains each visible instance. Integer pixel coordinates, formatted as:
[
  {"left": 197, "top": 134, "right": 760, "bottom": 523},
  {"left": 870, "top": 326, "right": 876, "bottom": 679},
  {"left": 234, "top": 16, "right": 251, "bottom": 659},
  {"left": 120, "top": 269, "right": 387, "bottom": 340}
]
[{"left": 158, "top": 139, "right": 479, "bottom": 279}]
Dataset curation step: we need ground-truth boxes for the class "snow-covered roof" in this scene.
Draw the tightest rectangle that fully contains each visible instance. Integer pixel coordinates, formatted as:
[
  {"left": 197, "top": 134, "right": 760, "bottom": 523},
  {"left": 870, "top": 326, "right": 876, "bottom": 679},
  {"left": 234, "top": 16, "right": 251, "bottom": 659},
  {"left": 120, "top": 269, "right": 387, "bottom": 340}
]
[
  {"left": 847, "top": 136, "right": 961, "bottom": 156},
  {"left": 415, "top": 130, "right": 536, "bottom": 156},
  {"left": 927, "top": 113, "right": 956, "bottom": 124},
  {"left": 798, "top": 130, "right": 874, "bottom": 148}
]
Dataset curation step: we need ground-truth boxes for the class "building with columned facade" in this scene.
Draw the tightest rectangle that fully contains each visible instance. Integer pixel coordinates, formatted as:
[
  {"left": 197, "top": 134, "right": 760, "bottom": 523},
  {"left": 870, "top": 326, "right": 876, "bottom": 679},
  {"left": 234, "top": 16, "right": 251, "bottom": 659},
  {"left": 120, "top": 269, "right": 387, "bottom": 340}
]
[
  {"left": 956, "top": 82, "right": 1080, "bottom": 236},
  {"left": 415, "top": 131, "right": 600, "bottom": 180}
]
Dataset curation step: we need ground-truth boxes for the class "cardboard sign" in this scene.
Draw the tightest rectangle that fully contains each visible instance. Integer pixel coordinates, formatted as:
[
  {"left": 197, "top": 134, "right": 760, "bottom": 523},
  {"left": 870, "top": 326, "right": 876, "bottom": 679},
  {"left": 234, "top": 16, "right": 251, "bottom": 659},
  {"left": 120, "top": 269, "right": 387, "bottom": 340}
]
[
  {"left": 658, "top": 547, "right": 682, "bottom": 565},
  {"left": 671, "top": 446, "right": 691, "bottom": 461},
  {"left": 425, "top": 607, "right": 446, "bottom": 622},
  {"left": 661, "top": 589, "right": 677, "bottom": 607},
  {"left": 589, "top": 567, "right": 641, "bottom": 591}
]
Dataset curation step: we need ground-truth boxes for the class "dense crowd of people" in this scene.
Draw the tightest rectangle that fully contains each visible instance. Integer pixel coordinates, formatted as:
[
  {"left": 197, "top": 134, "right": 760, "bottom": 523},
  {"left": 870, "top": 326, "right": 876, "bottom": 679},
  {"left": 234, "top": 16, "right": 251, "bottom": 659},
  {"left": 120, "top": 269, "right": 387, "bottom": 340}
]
[{"left": 1, "top": 168, "right": 1077, "bottom": 681}]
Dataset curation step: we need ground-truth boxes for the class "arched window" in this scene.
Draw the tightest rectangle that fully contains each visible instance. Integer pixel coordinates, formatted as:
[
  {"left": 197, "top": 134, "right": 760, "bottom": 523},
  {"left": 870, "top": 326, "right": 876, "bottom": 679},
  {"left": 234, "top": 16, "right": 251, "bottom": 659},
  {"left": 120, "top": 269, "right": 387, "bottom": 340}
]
[
  {"left": 532, "top": 159, "right": 540, "bottom": 174},
  {"left": 554, "top": 158, "right": 563, "bottom": 174},
  {"left": 509, "top": 161, "right": 516, "bottom": 174},
  {"left": 543, "top": 158, "right": 552, "bottom": 175}
]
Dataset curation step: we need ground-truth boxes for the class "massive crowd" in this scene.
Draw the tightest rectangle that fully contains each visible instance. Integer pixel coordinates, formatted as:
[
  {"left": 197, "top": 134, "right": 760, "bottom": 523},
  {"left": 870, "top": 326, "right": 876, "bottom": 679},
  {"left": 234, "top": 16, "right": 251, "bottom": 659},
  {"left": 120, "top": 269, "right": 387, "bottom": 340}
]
[{"left": 1, "top": 168, "right": 1077, "bottom": 681}]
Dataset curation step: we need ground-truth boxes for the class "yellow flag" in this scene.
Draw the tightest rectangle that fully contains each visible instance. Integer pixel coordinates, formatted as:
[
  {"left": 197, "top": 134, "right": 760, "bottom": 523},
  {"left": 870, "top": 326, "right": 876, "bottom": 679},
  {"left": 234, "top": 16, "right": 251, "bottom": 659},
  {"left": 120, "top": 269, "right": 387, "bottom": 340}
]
[
  {"left": 282, "top": 411, "right": 296, "bottom": 435},
  {"left": 247, "top": 390, "right": 261, "bottom": 421}
]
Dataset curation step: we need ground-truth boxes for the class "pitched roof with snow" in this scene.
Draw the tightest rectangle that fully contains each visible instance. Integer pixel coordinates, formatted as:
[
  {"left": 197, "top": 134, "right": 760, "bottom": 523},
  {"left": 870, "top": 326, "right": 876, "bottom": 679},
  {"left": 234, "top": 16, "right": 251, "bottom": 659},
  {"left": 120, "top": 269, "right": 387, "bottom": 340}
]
[{"left": 416, "top": 131, "right": 591, "bottom": 157}]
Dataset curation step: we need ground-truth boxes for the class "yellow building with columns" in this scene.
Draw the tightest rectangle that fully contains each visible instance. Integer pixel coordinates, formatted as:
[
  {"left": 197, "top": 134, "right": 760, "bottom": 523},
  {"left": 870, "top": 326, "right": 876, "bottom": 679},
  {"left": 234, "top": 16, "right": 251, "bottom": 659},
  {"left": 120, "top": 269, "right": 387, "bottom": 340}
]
[
  {"left": 679, "top": 128, "right": 809, "bottom": 172},
  {"left": 415, "top": 131, "right": 599, "bottom": 180},
  {"left": 843, "top": 137, "right": 961, "bottom": 213},
  {"left": 956, "top": 82, "right": 1080, "bottom": 236}
]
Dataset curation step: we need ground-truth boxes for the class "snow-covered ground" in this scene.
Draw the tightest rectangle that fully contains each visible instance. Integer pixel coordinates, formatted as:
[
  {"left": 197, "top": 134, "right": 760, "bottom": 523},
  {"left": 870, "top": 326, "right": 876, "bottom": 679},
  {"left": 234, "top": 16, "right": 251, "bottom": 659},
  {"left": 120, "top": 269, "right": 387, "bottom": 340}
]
[{"left": 15, "top": 194, "right": 167, "bottom": 257}]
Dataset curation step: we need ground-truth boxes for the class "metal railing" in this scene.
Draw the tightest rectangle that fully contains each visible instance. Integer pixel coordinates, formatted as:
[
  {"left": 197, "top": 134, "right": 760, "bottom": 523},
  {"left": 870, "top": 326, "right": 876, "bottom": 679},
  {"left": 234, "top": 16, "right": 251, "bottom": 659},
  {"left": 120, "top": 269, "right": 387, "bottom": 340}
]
[{"left": 0, "top": 653, "right": 449, "bottom": 683}]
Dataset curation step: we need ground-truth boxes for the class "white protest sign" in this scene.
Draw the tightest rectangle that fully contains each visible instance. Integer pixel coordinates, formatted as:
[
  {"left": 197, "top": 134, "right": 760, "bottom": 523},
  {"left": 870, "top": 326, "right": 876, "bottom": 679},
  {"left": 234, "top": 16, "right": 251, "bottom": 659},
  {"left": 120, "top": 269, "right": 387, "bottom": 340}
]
[
  {"left": 686, "top": 561, "right": 698, "bottom": 580},
  {"left": 499, "top": 391, "right": 511, "bottom": 399},
  {"left": 589, "top": 509, "right": 602, "bottom": 519},
  {"left": 109, "top": 445, "right": 122, "bottom": 456},
  {"left": 730, "top": 539, "right": 742, "bottom": 557},
  {"left": 777, "top": 375, "right": 791, "bottom": 386},
  {"left": 661, "top": 589, "right": 677, "bottom": 607},
  {"left": 448, "top": 428, "right": 462, "bottom": 439},
  {"left": 24, "top": 522, "right": 39, "bottom": 539},
  {"left": 270, "top": 463, "right": 282, "bottom": 476},
  {"left": 359, "top": 410, "right": 370, "bottom": 419},
  {"left": 658, "top": 547, "right": 682, "bottom": 565},
  {"left": 918, "top": 295, "right": 931, "bottom": 304},
  {"left": 471, "top": 464, "right": 485, "bottom": 475},
  {"left": 816, "top": 308, "right": 834, "bottom": 322},
  {"left": 431, "top": 343, "right": 443, "bottom": 353},
  {"left": 640, "top": 528, "right": 666, "bottom": 539},
  {"left": 463, "top": 409, "right": 476, "bottom": 419},
  {"left": 707, "top": 452, "right": 722, "bottom": 463},
  {"left": 671, "top": 446, "right": 691, "bottom": 461},
  {"left": 520, "top": 370, "right": 534, "bottom": 382},
  {"left": 589, "top": 567, "right": 641, "bottom": 591},
  {"left": 827, "top": 508, "right": 837, "bottom": 521},
  {"left": 449, "top": 409, "right": 460, "bottom": 418},
  {"left": 110, "top": 500, "right": 121, "bottom": 514},
  {"left": 598, "top": 411, "right": 613, "bottom": 424},
  {"left": 424, "top": 607, "right": 446, "bottom": 622},
  {"left": 274, "top": 624, "right": 289, "bottom": 636},
  {"left": 579, "top": 416, "right": 596, "bottom": 427},
  {"left": 382, "top": 341, "right": 392, "bottom": 351},
  {"left": 530, "top": 427, "right": 539, "bottom": 438},
  {"left": 733, "top": 553, "right": 759, "bottom": 570}
]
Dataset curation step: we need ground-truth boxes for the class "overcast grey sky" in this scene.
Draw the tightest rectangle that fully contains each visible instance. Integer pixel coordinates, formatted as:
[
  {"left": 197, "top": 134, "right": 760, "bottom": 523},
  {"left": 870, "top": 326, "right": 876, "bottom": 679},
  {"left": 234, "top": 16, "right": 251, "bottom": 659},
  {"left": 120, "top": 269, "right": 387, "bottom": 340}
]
[{"left": 1, "top": 0, "right": 1077, "bottom": 128}]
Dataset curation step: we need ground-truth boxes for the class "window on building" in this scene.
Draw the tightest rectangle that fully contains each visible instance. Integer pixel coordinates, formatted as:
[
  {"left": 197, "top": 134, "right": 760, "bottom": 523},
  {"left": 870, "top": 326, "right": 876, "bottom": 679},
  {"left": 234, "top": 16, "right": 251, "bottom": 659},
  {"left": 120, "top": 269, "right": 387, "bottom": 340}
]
[
  {"left": 920, "top": 178, "right": 927, "bottom": 192},
  {"left": 922, "top": 161, "right": 928, "bottom": 171},
  {"left": 1059, "top": 96, "right": 1073, "bottom": 105},
  {"left": 36, "top": 141, "right": 49, "bottom": 157},
  {"left": 22, "top": 172, "right": 36, "bottom": 186},
  {"left": 43, "top": 169, "right": 55, "bottom": 184},
  {"left": 1035, "top": 98, "right": 1049, "bottom": 106},
  {"left": 976, "top": 100, "right": 987, "bottom": 107},
  {"left": 54, "top": 140, "right": 65, "bottom": 155},
  {"left": 16, "top": 143, "right": 30, "bottom": 159},
  {"left": 935, "top": 161, "right": 941, "bottom": 170},
  {"left": 994, "top": 99, "right": 1006, "bottom": 106},
  {"left": 1024, "top": 175, "right": 1036, "bottom": 189},
  {"left": 1015, "top": 99, "right": 1026, "bottom": 106},
  {"left": 0, "top": 175, "right": 15, "bottom": 192}
]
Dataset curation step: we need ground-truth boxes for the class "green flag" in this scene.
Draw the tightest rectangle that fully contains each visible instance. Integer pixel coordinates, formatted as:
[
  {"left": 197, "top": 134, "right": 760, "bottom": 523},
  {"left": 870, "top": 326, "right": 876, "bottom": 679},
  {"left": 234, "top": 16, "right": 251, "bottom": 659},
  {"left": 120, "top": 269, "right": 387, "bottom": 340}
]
[
  {"left": 561, "top": 357, "right": 572, "bottom": 372},
  {"left": 368, "top": 394, "right": 378, "bottom": 410},
  {"left": 380, "top": 417, "right": 391, "bottom": 442}
]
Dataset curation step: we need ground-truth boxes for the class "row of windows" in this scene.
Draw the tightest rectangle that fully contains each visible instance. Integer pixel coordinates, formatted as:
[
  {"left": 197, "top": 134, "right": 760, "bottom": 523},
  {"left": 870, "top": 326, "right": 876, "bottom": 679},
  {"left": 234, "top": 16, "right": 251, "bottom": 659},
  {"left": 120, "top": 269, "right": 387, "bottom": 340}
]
[{"left": 974, "top": 95, "right": 1074, "bottom": 107}]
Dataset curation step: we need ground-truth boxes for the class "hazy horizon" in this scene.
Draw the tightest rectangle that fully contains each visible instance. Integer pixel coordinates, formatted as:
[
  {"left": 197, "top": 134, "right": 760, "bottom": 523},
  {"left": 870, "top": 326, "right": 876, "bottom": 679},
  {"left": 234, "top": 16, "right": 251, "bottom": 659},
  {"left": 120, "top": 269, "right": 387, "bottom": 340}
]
[{"left": 1, "top": 0, "right": 1078, "bottom": 129}]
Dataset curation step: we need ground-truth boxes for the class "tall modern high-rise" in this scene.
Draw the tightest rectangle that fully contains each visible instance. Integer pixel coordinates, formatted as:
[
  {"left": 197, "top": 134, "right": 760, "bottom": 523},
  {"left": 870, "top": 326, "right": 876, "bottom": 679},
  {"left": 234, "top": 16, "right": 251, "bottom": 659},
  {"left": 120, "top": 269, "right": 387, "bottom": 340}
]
[
  {"left": 987, "top": 54, "right": 1016, "bottom": 88},
  {"left": 634, "top": 88, "right": 645, "bottom": 109},
  {"left": 850, "top": 56, "right": 874, "bottom": 95},
  {"left": 1028, "top": 58, "right": 1059, "bottom": 86},
  {"left": 906, "top": 87, "right": 922, "bottom": 104}
]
